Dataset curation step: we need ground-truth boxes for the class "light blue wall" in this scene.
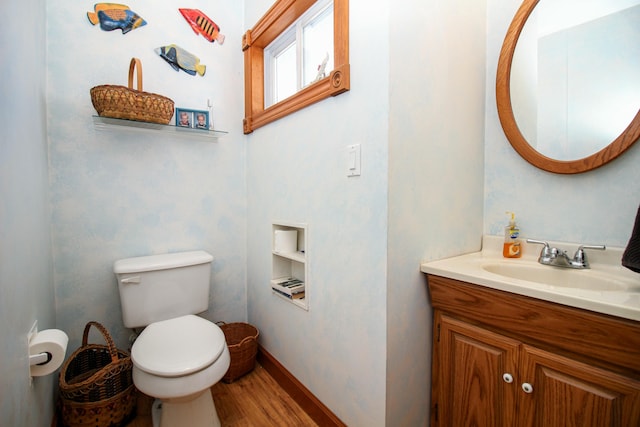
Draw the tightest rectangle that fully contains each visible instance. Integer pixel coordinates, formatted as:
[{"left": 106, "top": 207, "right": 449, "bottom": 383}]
[
  {"left": 485, "top": 0, "right": 640, "bottom": 247},
  {"left": 248, "top": 0, "right": 486, "bottom": 424},
  {"left": 388, "top": 1, "right": 487, "bottom": 424},
  {"left": 245, "top": 1, "right": 389, "bottom": 424},
  {"left": 47, "top": 1, "right": 247, "bottom": 350},
  {"left": 0, "top": 0, "right": 57, "bottom": 425}
]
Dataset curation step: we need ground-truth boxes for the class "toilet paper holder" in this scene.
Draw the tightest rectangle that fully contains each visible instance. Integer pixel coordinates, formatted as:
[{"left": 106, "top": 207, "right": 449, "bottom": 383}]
[
  {"left": 28, "top": 327, "right": 69, "bottom": 377},
  {"left": 29, "top": 351, "right": 52, "bottom": 366}
]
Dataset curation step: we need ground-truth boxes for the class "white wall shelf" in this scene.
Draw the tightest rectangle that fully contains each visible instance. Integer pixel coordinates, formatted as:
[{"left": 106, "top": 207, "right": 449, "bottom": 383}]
[
  {"left": 271, "top": 222, "right": 308, "bottom": 310},
  {"left": 92, "top": 116, "right": 228, "bottom": 140}
]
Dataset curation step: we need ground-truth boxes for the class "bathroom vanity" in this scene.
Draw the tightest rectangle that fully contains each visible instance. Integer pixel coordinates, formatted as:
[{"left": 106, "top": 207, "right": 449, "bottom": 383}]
[{"left": 421, "top": 237, "right": 640, "bottom": 426}]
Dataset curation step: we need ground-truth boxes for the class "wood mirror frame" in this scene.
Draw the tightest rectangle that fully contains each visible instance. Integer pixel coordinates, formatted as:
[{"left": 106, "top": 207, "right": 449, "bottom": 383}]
[
  {"left": 242, "top": 0, "right": 350, "bottom": 134},
  {"left": 496, "top": 0, "right": 640, "bottom": 174}
]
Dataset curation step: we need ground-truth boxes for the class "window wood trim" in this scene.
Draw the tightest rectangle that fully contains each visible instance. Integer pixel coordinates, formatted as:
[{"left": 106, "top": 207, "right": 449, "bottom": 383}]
[{"left": 243, "top": 0, "right": 350, "bottom": 134}]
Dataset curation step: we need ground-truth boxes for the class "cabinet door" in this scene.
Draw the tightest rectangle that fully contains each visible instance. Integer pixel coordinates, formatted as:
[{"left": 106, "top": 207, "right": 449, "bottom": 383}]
[
  {"left": 519, "top": 345, "right": 640, "bottom": 427},
  {"left": 436, "top": 314, "right": 520, "bottom": 427}
]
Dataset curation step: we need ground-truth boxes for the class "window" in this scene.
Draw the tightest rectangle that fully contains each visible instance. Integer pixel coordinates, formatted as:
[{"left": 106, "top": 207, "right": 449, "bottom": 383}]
[
  {"left": 243, "top": 0, "right": 349, "bottom": 134},
  {"left": 264, "top": 0, "right": 334, "bottom": 107}
]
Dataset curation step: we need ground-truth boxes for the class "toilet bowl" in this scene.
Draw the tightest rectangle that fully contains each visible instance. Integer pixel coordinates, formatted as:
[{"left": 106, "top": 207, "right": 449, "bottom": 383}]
[{"left": 132, "top": 315, "right": 230, "bottom": 427}]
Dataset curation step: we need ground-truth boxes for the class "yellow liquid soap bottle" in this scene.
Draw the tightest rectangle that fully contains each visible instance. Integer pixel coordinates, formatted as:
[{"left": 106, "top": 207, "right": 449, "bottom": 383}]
[{"left": 503, "top": 211, "right": 522, "bottom": 258}]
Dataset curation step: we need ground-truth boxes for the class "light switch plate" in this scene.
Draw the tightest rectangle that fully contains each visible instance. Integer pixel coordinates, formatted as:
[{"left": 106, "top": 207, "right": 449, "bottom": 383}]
[{"left": 347, "top": 144, "right": 361, "bottom": 177}]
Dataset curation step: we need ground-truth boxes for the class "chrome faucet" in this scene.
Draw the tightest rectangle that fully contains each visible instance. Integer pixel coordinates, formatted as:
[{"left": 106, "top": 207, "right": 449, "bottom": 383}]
[{"left": 526, "top": 239, "right": 605, "bottom": 269}]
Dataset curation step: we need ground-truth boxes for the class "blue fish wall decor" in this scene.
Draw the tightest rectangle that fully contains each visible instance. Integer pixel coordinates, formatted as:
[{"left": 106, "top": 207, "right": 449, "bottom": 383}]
[
  {"left": 155, "top": 44, "right": 206, "bottom": 77},
  {"left": 87, "top": 3, "right": 147, "bottom": 34}
]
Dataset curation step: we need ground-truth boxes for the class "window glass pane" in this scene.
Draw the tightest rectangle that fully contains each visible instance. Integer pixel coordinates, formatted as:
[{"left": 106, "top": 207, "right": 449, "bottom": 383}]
[
  {"left": 262, "top": 0, "right": 337, "bottom": 110},
  {"left": 303, "top": 4, "right": 334, "bottom": 87},
  {"left": 274, "top": 42, "right": 297, "bottom": 104}
]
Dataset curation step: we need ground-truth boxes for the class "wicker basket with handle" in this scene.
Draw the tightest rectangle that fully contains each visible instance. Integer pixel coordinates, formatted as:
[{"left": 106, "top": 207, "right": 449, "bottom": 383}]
[
  {"left": 58, "top": 321, "right": 136, "bottom": 427},
  {"left": 90, "top": 58, "right": 174, "bottom": 124},
  {"left": 220, "top": 322, "right": 260, "bottom": 383}
]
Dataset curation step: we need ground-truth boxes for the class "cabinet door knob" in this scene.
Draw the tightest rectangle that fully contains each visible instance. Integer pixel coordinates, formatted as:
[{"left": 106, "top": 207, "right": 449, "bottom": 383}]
[
  {"left": 502, "top": 373, "right": 514, "bottom": 383},
  {"left": 521, "top": 382, "right": 534, "bottom": 393}
]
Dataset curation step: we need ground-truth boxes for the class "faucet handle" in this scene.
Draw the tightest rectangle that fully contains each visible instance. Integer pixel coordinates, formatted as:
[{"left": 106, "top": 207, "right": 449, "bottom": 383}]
[
  {"left": 526, "top": 239, "right": 551, "bottom": 256},
  {"left": 526, "top": 239, "right": 556, "bottom": 263},
  {"left": 573, "top": 244, "right": 606, "bottom": 268}
]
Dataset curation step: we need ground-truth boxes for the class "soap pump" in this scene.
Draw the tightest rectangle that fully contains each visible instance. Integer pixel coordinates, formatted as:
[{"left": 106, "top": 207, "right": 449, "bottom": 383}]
[{"left": 503, "top": 211, "right": 522, "bottom": 258}]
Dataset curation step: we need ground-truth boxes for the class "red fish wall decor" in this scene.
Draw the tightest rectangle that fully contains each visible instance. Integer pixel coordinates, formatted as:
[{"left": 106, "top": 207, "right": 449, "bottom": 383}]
[{"left": 179, "top": 9, "right": 225, "bottom": 45}]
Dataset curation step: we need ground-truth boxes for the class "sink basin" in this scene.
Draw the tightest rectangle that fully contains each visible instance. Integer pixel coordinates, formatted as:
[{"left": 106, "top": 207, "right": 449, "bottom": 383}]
[{"left": 481, "top": 262, "right": 633, "bottom": 291}]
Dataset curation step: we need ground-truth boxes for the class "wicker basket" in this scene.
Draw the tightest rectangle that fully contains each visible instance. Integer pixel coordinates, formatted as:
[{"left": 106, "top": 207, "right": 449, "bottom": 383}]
[
  {"left": 90, "top": 58, "right": 174, "bottom": 125},
  {"left": 58, "top": 321, "right": 136, "bottom": 427},
  {"left": 220, "top": 322, "right": 259, "bottom": 383}
]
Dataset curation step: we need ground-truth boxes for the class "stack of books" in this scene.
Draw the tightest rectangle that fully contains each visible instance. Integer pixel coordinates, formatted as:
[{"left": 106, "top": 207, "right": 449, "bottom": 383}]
[{"left": 271, "top": 277, "right": 305, "bottom": 300}]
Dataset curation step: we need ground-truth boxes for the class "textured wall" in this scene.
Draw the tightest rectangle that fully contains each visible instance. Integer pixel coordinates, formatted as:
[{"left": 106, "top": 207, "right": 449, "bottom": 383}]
[
  {"left": 387, "top": 0, "right": 487, "bottom": 424},
  {"left": 244, "top": 0, "right": 389, "bottom": 424},
  {"left": 47, "top": 1, "right": 247, "bottom": 351},
  {"left": 0, "top": 0, "right": 57, "bottom": 425}
]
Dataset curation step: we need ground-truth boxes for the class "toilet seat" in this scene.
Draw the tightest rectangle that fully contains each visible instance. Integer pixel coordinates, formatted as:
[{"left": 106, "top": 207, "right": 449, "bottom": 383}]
[{"left": 132, "top": 314, "right": 226, "bottom": 377}]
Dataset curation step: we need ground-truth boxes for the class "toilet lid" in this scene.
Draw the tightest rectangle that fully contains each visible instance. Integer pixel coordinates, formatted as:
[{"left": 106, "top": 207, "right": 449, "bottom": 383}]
[{"left": 132, "top": 315, "right": 226, "bottom": 377}]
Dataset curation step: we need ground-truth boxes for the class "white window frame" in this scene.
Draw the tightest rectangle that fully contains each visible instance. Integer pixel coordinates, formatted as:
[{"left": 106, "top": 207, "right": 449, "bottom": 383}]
[{"left": 264, "top": 0, "right": 334, "bottom": 108}]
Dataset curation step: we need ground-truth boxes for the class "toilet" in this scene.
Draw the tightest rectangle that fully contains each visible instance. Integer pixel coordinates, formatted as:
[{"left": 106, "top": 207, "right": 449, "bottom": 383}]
[{"left": 114, "top": 251, "right": 230, "bottom": 427}]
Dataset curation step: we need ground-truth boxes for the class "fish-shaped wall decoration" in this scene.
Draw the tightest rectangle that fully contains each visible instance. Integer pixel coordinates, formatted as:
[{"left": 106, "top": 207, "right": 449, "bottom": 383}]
[
  {"left": 155, "top": 44, "right": 206, "bottom": 76},
  {"left": 87, "top": 3, "right": 147, "bottom": 34},
  {"left": 179, "top": 9, "right": 225, "bottom": 45}
]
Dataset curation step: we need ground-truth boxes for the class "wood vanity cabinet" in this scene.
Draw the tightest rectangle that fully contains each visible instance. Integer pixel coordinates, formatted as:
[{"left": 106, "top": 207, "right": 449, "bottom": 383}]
[{"left": 427, "top": 275, "right": 640, "bottom": 427}]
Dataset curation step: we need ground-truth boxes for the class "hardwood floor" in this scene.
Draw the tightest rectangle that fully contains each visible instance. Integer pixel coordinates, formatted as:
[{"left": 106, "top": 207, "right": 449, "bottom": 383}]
[{"left": 126, "top": 364, "right": 318, "bottom": 427}]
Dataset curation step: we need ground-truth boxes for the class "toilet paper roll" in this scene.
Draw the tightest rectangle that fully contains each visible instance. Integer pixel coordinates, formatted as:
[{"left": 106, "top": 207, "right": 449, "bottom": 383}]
[
  {"left": 274, "top": 230, "right": 297, "bottom": 253},
  {"left": 29, "top": 329, "right": 69, "bottom": 377}
]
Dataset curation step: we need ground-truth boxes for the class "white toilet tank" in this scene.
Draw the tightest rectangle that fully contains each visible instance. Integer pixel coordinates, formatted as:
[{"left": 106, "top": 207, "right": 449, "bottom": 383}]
[{"left": 114, "top": 251, "right": 214, "bottom": 328}]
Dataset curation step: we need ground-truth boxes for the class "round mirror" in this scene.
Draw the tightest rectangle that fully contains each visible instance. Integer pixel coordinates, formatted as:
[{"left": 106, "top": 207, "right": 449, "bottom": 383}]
[{"left": 496, "top": 0, "right": 640, "bottom": 174}]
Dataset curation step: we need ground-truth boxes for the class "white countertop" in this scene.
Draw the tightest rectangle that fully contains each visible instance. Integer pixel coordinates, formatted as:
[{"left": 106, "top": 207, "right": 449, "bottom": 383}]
[{"left": 420, "top": 235, "right": 640, "bottom": 321}]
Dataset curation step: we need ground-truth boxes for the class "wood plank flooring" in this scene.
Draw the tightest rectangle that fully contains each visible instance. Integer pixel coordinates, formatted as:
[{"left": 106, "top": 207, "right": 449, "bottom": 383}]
[{"left": 126, "top": 364, "right": 318, "bottom": 427}]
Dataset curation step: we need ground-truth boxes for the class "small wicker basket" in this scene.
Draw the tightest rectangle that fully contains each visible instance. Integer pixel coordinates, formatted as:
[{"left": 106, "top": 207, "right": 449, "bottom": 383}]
[
  {"left": 220, "top": 322, "right": 260, "bottom": 383},
  {"left": 58, "top": 321, "right": 136, "bottom": 427},
  {"left": 90, "top": 58, "right": 174, "bottom": 125}
]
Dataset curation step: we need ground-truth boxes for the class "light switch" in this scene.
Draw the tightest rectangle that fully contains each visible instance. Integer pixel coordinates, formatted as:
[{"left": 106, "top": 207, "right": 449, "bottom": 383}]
[{"left": 347, "top": 144, "right": 361, "bottom": 177}]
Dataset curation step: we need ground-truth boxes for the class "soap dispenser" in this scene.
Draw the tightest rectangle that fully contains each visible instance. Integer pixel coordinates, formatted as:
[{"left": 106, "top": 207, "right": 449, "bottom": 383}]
[{"left": 503, "top": 211, "right": 522, "bottom": 258}]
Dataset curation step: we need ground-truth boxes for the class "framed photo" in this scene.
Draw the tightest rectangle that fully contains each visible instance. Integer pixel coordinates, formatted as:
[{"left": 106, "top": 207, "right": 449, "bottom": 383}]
[{"left": 175, "top": 108, "right": 209, "bottom": 129}]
